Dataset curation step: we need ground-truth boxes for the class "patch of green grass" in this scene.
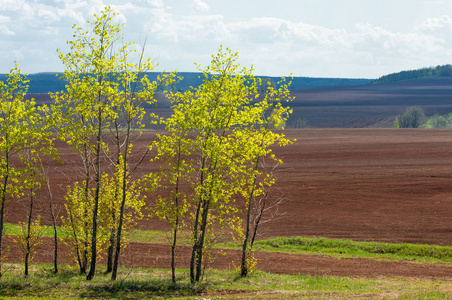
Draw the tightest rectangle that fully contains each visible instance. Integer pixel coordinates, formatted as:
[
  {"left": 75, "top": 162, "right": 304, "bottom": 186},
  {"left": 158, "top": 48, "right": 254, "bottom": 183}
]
[
  {"left": 3, "top": 223, "right": 186, "bottom": 245},
  {"left": 124, "top": 228, "right": 170, "bottom": 244},
  {"left": 3, "top": 223, "right": 178, "bottom": 245},
  {"left": 124, "top": 228, "right": 191, "bottom": 245},
  {"left": 3, "top": 223, "right": 70, "bottom": 239},
  {"left": 0, "top": 264, "right": 450, "bottom": 299},
  {"left": 249, "top": 236, "right": 452, "bottom": 264}
]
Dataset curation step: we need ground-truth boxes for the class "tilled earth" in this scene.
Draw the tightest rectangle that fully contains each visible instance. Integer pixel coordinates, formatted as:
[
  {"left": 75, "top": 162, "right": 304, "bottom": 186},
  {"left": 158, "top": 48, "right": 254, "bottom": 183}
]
[{"left": 5, "top": 129, "right": 452, "bottom": 278}]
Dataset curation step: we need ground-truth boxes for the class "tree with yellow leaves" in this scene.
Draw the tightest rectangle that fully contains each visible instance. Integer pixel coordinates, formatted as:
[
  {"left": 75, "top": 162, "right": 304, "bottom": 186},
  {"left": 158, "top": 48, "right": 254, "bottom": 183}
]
[
  {"left": 154, "top": 47, "right": 294, "bottom": 283},
  {"left": 238, "top": 78, "right": 294, "bottom": 277},
  {"left": 52, "top": 6, "right": 160, "bottom": 280},
  {"left": 0, "top": 63, "right": 57, "bottom": 277}
]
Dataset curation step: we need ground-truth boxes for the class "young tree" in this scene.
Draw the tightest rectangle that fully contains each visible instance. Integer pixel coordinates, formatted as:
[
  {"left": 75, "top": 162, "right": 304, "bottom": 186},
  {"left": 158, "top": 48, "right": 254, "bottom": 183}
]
[
  {"left": 14, "top": 103, "right": 58, "bottom": 276},
  {"left": 61, "top": 179, "right": 96, "bottom": 274},
  {"left": 61, "top": 171, "right": 144, "bottom": 275},
  {"left": 394, "top": 117, "right": 400, "bottom": 128},
  {"left": 52, "top": 7, "right": 159, "bottom": 280},
  {"left": 397, "top": 106, "right": 426, "bottom": 128},
  {"left": 238, "top": 79, "right": 294, "bottom": 277},
  {"left": 150, "top": 127, "right": 193, "bottom": 283},
  {"left": 157, "top": 47, "right": 294, "bottom": 283},
  {"left": 0, "top": 64, "right": 54, "bottom": 277},
  {"left": 44, "top": 171, "right": 59, "bottom": 274},
  {"left": 52, "top": 7, "right": 122, "bottom": 280},
  {"left": 107, "top": 53, "right": 168, "bottom": 281}
]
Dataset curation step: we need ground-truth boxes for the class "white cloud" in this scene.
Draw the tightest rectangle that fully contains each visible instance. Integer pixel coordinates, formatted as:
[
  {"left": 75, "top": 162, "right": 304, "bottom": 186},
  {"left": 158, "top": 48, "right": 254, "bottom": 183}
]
[
  {"left": 192, "top": 0, "right": 209, "bottom": 12},
  {"left": 145, "top": 0, "right": 164, "bottom": 7},
  {"left": 138, "top": 10, "right": 452, "bottom": 77},
  {"left": 0, "top": 15, "right": 10, "bottom": 23},
  {"left": 0, "top": 0, "right": 26, "bottom": 10},
  {"left": 415, "top": 16, "right": 452, "bottom": 47},
  {"left": 38, "top": 8, "right": 61, "bottom": 23},
  {"left": 417, "top": 15, "right": 452, "bottom": 31},
  {"left": 0, "top": 24, "right": 14, "bottom": 36},
  {"left": 2, "top": 0, "right": 452, "bottom": 78}
]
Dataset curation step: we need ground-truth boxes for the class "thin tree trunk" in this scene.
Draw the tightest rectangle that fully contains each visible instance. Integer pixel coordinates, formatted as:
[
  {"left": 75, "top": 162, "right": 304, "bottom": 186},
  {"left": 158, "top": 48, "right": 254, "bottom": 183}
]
[
  {"left": 195, "top": 199, "right": 210, "bottom": 282},
  {"left": 111, "top": 173, "right": 127, "bottom": 280},
  {"left": 170, "top": 138, "right": 183, "bottom": 283},
  {"left": 0, "top": 156, "right": 10, "bottom": 278},
  {"left": 87, "top": 109, "right": 103, "bottom": 281},
  {"left": 106, "top": 180, "right": 118, "bottom": 274},
  {"left": 0, "top": 194, "right": 5, "bottom": 278},
  {"left": 46, "top": 177, "right": 58, "bottom": 273},
  {"left": 25, "top": 185, "right": 34, "bottom": 277},
  {"left": 111, "top": 119, "right": 131, "bottom": 281},
  {"left": 250, "top": 187, "right": 270, "bottom": 248},
  {"left": 81, "top": 179, "right": 90, "bottom": 274},
  {"left": 190, "top": 201, "right": 202, "bottom": 283},
  {"left": 81, "top": 144, "right": 91, "bottom": 274},
  {"left": 241, "top": 156, "right": 261, "bottom": 277},
  {"left": 190, "top": 153, "right": 207, "bottom": 283},
  {"left": 106, "top": 224, "right": 115, "bottom": 274},
  {"left": 111, "top": 183, "right": 125, "bottom": 280},
  {"left": 171, "top": 224, "right": 178, "bottom": 283}
]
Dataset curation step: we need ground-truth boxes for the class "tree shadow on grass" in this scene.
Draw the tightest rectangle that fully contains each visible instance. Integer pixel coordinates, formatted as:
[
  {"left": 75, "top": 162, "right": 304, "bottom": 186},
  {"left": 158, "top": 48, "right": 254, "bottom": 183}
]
[{"left": 80, "top": 280, "right": 207, "bottom": 299}]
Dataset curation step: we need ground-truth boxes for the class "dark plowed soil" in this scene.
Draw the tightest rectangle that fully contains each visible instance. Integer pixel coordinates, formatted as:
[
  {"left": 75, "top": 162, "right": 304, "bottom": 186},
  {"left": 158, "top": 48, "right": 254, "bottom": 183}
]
[{"left": 5, "top": 129, "right": 452, "bottom": 278}]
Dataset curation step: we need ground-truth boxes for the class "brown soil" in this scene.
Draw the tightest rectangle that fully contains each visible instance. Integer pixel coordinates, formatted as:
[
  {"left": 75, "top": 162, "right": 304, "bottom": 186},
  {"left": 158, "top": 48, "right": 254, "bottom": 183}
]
[{"left": 5, "top": 129, "right": 452, "bottom": 279}]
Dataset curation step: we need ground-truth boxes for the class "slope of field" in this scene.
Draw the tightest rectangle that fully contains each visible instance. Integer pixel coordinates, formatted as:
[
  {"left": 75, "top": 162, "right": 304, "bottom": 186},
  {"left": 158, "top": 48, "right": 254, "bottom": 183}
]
[
  {"left": 7, "top": 129, "right": 451, "bottom": 246},
  {"left": 270, "top": 129, "right": 452, "bottom": 245},
  {"left": 289, "top": 77, "right": 452, "bottom": 128},
  {"left": 4, "top": 129, "right": 452, "bottom": 278}
]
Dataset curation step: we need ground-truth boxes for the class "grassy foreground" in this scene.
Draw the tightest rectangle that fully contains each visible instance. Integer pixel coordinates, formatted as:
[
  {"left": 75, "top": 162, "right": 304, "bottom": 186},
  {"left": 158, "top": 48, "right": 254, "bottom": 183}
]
[
  {"left": 0, "top": 264, "right": 450, "bottom": 299},
  {"left": 2, "top": 224, "right": 452, "bottom": 298}
]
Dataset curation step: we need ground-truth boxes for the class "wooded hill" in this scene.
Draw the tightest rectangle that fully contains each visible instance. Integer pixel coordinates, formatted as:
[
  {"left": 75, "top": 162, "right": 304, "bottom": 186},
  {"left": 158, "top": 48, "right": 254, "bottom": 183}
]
[{"left": 372, "top": 64, "right": 452, "bottom": 84}]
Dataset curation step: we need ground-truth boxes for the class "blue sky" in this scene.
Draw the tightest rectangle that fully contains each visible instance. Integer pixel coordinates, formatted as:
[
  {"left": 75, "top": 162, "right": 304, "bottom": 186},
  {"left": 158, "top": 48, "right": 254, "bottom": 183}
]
[{"left": 1, "top": 0, "right": 452, "bottom": 78}]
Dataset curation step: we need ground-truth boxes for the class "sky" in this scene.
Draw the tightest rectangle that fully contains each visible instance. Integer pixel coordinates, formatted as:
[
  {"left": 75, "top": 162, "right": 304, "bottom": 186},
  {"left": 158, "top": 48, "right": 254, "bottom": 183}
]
[{"left": 1, "top": 0, "right": 452, "bottom": 78}]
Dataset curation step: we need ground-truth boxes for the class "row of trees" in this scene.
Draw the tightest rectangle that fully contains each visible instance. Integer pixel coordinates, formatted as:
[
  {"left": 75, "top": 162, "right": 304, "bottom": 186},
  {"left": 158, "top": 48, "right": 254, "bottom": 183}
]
[
  {"left": 393, "top": 106, "right": 452, "bottom": 128},
  {"left": 373, "top": 64, "right": 452, "bottom": 84},
  {"left": 0, "top": 7, "right": 294, "bottom": 283},
  {"left": 421, "top": 113, "right": 452, "bottom": 128}
]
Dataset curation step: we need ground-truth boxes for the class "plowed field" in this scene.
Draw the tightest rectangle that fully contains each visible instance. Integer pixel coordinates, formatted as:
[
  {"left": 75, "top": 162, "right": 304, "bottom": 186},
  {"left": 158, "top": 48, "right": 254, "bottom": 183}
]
[{"left": 5, "top": 129, "right": 452, "bottom": 278}]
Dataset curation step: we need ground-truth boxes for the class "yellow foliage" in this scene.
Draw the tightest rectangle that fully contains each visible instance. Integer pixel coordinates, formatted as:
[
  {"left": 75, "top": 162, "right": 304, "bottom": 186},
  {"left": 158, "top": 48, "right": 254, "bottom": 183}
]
[{"left": 13, "top": 215, "right": 45, "bottom": 263}]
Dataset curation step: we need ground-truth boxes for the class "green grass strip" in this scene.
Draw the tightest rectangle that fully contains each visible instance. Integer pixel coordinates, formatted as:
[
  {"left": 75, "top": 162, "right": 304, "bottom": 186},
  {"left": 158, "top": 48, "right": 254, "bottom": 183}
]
[
  {"left": 4, "top": 222, "right": 452, "bottom": 264},
  {"left": 254, "top": 236, "right": 452, "bottom": 263}
]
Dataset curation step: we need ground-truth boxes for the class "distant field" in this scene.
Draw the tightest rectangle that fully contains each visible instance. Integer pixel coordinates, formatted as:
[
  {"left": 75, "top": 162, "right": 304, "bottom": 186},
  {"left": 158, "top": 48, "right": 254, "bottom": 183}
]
[
  {"left": 29, "top": 77, "right": 452, "bottom": 128},
  {"left": 289, "top": 77, "right": 452, "bottom": 128}
]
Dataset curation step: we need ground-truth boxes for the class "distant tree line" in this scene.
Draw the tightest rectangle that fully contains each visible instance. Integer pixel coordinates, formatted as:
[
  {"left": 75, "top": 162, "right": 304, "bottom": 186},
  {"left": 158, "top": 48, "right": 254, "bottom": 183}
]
[
  {"left": 394, "top": 106, "right": 452, "bottom": 129},
  {"left": 373, "top": 65, "right": 452, "bottom": 84},
  {"left": 421, "top": 113, "right": 452, "bottom": 128}
]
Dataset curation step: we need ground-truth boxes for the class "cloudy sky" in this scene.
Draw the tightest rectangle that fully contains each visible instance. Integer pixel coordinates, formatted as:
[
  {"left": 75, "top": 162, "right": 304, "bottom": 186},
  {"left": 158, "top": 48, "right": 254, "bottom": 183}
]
[{"left": 1, "top": 0, "right": 452, "bottom": 78}]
